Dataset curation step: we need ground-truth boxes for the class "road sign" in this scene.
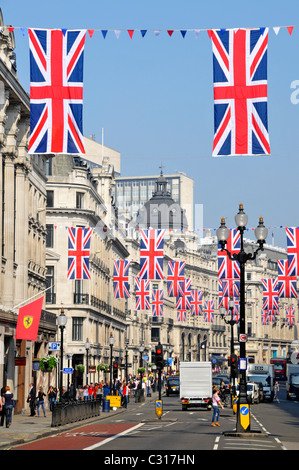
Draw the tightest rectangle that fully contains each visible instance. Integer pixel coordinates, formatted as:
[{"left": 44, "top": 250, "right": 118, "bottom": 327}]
[
  {"left": 63, "top": 367, "right": 73, "bottom": 374},
  {"left": 49, "top": 342, "right": 60, "bottom": 351},
  {"left": 155, "top": 400, "right": 163, "bottom": 419},
  {"left": 239, "top": 404, "right": 250, "bottom": 431},
  {"left": 239, "top": 334, "right": 247, "bottom": 342},
  {"left": 239, "top": 358, "right": 247, "bottom": 370}
]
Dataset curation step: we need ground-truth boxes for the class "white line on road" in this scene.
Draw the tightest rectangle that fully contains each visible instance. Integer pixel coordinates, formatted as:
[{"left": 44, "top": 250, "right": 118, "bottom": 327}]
[
  {"left": 213, "top": 436, "right": 220, "bottom": 450},
  {"left": 83, "top": 423, "right": 145, "bottom": 450}
]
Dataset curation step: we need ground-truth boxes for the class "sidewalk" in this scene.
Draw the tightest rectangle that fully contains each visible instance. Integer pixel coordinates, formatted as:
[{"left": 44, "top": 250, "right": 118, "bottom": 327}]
[{"left": 0, "top": 392, "right": 158, "bottom": 450}]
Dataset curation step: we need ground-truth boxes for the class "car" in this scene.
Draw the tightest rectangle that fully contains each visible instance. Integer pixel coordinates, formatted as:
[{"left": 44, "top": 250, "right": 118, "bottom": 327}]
[
  {"left": 166, "top": 376, "right": 180, "bottom": 396},
  {"left": 236, "top": 382, "right": 260, "bottom": 404}
]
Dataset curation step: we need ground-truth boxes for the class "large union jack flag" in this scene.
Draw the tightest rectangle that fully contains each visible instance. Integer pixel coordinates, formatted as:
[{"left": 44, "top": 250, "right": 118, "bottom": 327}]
[
  {"left": 135, "top": 277, "right": 150, "bottom": 310},
  {"left": 286, "top": 306, "right": 295, "bottom": 326},
  {"left": 209, "top": 28, "right": 270, "bottom": 156},
  {"left": 28, "top": 28, "right": 86, "bottom": 155},
  {"left": 262, "top": 278, "right": 279, "bottom": 312},
  {"left": 277, "top": 259, "right": 297, "bottom": 299},
  {"left": 286, "top": 227, "right": 299, "bottom": 277},
  {"left": 167, "top": 261, "right": 185, "bottom": 297},
  {"left": 204, "top": 300, "right": 215, "bottom": 323},
  {"left": 113, "top": 259, "right": 131, "bottom": 299},
  {"left": 218, "top": 229, "right": 240, "bottom": 279},
  {"left": 152, "top": 289, "right": 164, "bottom": 317},
  {"left": 139, "top": 229, "right": 165, "bottom": 280},
  {"left": 67, "top": 227, "right": 92, "bottom": 280},
  {"left": 190, "top": 290, "right": 203, "bottom": 316}
]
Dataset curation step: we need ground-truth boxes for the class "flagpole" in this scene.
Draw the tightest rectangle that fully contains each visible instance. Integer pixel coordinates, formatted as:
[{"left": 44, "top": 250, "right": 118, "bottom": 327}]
[{"left": 12, "top": 285, "right": 55, "bottom": 312}]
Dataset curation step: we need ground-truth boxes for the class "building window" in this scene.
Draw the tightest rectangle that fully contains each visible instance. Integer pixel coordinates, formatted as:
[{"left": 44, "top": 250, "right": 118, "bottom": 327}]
[
  {"left": 76, "top": 192, "right": 84, "bottom": 209},
  {"left": 46, "top": 266, "right": 55, "bottom": 303},
  {"left": 46, "top": 190, "right": 54, "bottom": 207},
  {"left": 151, "top": 327, "right": 160, "bottom": 343},
  {"left": 46, "top": 224, "right": 54, "bottom": 248},
  {"left": 72, "top": 317, "right": 84, "bottom": 341}
]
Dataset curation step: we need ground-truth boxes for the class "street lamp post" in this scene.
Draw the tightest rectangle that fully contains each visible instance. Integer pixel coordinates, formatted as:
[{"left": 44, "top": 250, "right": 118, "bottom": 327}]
[
  {"left": 139, "top": 345, "right": 145, "bottom": 383},
  {"left": 217, "top": 204, "right": 268, "bottom": 433},
  {"left": 85, "top": 340, "right": 90, "bottom": 386},
  {"left": 219, "top": 298, "right": 238, "bottom": 398},
  {"left": 109, "top": 333, "right": 114, "bottom": 394},
  {"left": 57, "top": 307, "right": 68, "bottom": 402}
]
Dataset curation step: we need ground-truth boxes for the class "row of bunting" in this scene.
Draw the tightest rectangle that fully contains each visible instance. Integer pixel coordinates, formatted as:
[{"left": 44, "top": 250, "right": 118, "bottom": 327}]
[
  {"left": 2, "top": 24, "right": 295, "bottom": 156},
  {"left": 67, "top": 226, "right": 298, "bottom": 325}
]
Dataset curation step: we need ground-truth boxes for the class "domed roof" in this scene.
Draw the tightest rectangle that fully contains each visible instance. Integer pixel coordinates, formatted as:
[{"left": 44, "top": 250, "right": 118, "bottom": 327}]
[{"left": 136, "top": 170, "right": 188, "bottom": 230}]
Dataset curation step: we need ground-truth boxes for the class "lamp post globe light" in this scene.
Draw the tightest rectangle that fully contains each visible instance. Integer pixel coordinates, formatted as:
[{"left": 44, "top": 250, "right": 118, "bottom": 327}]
[
  {"left": 57, "top": 307, "right": 68, "bottom": 402},
  {"left": 217, "top": 204, "right": 268, "bottom": 433}
]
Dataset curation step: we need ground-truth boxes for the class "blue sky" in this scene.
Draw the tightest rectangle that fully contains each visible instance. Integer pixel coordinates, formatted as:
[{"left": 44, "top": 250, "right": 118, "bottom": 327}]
[{"left": 2, "top": 0, "right": 299, "bottom": 248}]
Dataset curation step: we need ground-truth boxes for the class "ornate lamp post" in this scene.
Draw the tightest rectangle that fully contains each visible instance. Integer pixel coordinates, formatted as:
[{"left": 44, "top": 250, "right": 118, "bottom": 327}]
[
  {"left": 217, "top": 204, "right": 268, "bottom": 433},
  {"left": 109, "top": 333, "right": 114, "bottom": 394},
  {"left": 85, "top": 339, "right": 90, "bottom": 386},
  {"left": 57, "top": 307, "right": 68, "bottom": 402},
  {"left": 219, "top": 298, "right": 238, "bottom": 398}
]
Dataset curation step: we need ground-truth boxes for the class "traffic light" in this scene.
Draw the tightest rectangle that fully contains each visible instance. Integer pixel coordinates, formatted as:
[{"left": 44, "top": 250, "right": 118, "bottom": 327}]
[
  {"left": 113, "top": 362, "right": 118, "bottom": 379},
  {"left": 155, "top": 344, "right": 164, "bottom": 369},
  {"left": 230, "top": 353, "right": 239, "bottom": 376}
]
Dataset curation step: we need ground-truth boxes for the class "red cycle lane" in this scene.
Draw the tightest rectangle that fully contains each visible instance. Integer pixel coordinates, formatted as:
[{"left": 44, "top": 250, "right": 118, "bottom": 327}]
[{"left": 12, "top": 422, "right": 142, "bottom": 451}]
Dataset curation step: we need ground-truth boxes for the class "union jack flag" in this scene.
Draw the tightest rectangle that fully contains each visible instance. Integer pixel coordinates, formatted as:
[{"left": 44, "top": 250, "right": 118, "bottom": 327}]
[
  {"left": 67, "top": 227, "right": 92, "bottom": 280},
  {"left": 177, "top": 310, "right": 187, "bottom": 322},
  {"left": 152, "top": 289, "right": 164, "bottom": 317},
  {"left": 277, "top": 259, "right": 297, "bottom": 299},
  {"left": 135, "top": 277, "right": 150, "bottom": 310},
  {"left": 286, "top": 306, "right": 295, "bottom": 326},
  {"left": 139, "top": 229, "right": 165, "bottom": 280},
  {"left": 204, "top": 300, "right": 215, "bottom": 323},
  {"left": 176, "top": 293, "right": 191, "bottom": 312},
  {"left": 262, "top": 278, "right": 279, "bottom": 312},
  {"left": 113, "top": 259, "right": 131, "bottom": 299},
  {"left": 286, "top": 227, "right": 299, "bottom": 277},
  {"left": 209, "top": 28, "right": 270, "bottom": 156},
  {"left": 177, "top": 278, "right": 192, "bottom": 302},
  {"left": 167, "top": 261, "right": 185, "bottom": 297},
  {"left": 221, "top": 279, "right": 240, "bottom": 298},
  {"left": 190, "top": 290, "right": 203, "bottom": 316},
  {"left": 233, "top": 299, "right": 240, "bottom": 322},
  {"left": 267, "top": 310, "right": 278, "bottom": 323},
  {"left": 28, "top": 28, "right": 86, "bottom": 155},
  {"left": 218, "top": 229, "right": 240, "bottom": 280},
  {"left": 261, "top": 309, "right": 269, "bottom": 325}
]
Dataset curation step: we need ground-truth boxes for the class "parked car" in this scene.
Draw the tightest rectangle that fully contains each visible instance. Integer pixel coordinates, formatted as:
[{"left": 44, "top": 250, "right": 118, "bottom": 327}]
[
  {"left": 166, "top": 376, "right": 180, "bottom": 396},
  {"left": 236, "top": 382, "right": 260, "bottom": 404}
]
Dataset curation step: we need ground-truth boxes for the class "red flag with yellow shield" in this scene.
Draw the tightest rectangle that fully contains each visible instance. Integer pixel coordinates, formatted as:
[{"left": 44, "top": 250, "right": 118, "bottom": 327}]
[{"left": 15, "top": 297, "right": 44, "bottom": 341}]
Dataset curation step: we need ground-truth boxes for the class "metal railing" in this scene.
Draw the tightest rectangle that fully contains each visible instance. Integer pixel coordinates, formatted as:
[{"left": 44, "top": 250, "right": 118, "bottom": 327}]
[{"left": 51, "top": 399, "right": 101, "bottom": 427}]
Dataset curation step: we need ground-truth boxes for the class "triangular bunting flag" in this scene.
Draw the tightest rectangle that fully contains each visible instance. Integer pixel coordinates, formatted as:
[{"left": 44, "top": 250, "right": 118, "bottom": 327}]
[
  {"left": 128, "top": 29, "right": 134, "bottom": 39},
  {"left": 194, "top": 29, "right": 200, "bottom": 38},
  {"left": 287, "top": 26, "right": 294, "bottom": 36},
  {"left": 207, "top": 30, "right": 213, "bottom": 39},
  {"left": 101, "top": 30, "right": 108, "bottom": 38},
  {"left": 21, "top": 27, "right": 27, "bottom": 37},
  {"left": 154, "top": 30, "right": 161, "bottom": 36},
  {"left": 61, "top": 29, "right": 67, "bottom": 36},
  {"left": 167, "top": 30, "right": 174, "bottom": 37},
  {"left": 273, "top": 27, "right": 280, "bottom": 35},
  {"left": 141, "top": 30, "right": 147, "bottom": 37},
  {"left": 88, "top": 29, "right": 95, "bottom": 38},
  {"left": 7, "top": 27, "right": 14, "bottom": 32},
  {"left": 180, "top": 30, "right": 187, "bottom": 38},
  {"left": 114, "top": 30, "right": 121, "bottom": 39}
]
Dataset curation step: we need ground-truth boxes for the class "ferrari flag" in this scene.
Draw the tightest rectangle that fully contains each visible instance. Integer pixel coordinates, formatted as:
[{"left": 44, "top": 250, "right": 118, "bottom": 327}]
[
  {"left": 15, "top": 297, "right": 44, "bottom": 341},
  {"left": 28, "top": 28, "right": 86, "bottom": 154},
  {"left": 209, "top": 27, "right": 270, "bottom": 156}
]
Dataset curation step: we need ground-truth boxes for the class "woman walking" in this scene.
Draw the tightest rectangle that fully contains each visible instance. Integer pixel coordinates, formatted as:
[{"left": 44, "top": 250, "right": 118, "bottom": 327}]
[
  {"left": 211, "top": 388, "right": 224, "bottom": 427},
  {"left": 3, "top": 386, "right": 14, "bottom": 428},
  {"left": 37, "top": 386, "right": 46, "bottom": 417}
]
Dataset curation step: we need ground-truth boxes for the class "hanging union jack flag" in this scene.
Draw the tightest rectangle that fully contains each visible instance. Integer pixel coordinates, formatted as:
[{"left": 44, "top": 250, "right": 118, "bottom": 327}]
[
  {"left": 176, "top": 293, "right": 191, "bottom": 312},
  {"left": 262, "top": 278, "right": 279, "bottom": 312},
  {"left": 67, "top": 227, "right": 92, "bottom": 280},
  {"left": 28, "top": 28, "right": 86, "bottom": 155},
  {"left": 139, "top": 229, "right": 165, "bottom": 280},
  {"left": 190, "top": 290, "right": 203, "bottom": 316},
  {"left": 261, "top": 309, "right": 269, "bottom": 325},
  {"left": 286, "top": 306, "right": 295, "bottom": 326},
  {"left": 177, "top": 310, "right": 187, "bottom": 322},
  {"left": 218, "top": 229, "right": 240, "bottom": 280},
  {"left": 221, "top": 278, "right": 240, "bottom": 299},
  {"left": 152, "top": 289, "right": 164, "bottom": 317},
  {"left": 167, "top": 261, "right": 185, "bottom": 297},
  {"left": 113, "top": 259, "right": 131, "bottom": 299},
  {"left": 286, "top": 227, "right": 299, "bottom": 277},
  {"left": 135, "top": 277, "right": 150, "bottom": 310},
  {"left": 209, "top": 28, "right": 270, "bottom": 156},
  {"left": 277, "top": 259, "right": 297, "bottom": 299},
  {"left": 204, "top": 300, "right": 215, "bottom": 323}
]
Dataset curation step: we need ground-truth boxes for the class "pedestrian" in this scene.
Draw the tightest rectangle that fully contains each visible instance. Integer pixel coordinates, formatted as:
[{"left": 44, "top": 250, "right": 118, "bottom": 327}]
[
  {"left": 211, "top": 389, "right": 224, "bottom": 427},
  {"left": 36, "top": 386, "right": 46, "bottom": 417},
  {"left": 83, "top": 385, "right": 89, "bottom": 400},
  {"left": 3, "top": 386, "right": 14, "bottom": 428},
  {"left": 28, "top": 382, "right": 36, "bottom": 416},
  {"left": 274, "top": 381, "right": 280, "bottom": 399},
  {"left": 47, "top": 386, "right": 56, "bottom": 411},
  {"left": 122, "top": 382, "right": 129, "bottom": 408},
  {"left": 0, "top": 386, "right": 5, "bottom": 427}
]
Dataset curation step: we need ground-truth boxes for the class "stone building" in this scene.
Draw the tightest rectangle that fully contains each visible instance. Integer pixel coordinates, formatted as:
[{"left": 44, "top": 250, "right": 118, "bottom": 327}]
[{"left": 0, "top": 11, "right": 56, "bottom": 412}]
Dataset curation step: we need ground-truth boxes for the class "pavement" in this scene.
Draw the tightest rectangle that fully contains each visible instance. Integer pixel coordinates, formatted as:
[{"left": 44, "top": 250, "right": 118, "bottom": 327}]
[{"left": 0, "top": 392, "right": 158, "bottom": 450}]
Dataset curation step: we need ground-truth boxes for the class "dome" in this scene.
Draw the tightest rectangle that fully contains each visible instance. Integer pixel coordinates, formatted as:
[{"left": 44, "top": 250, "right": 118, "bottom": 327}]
[{"left": 136, "top": 170, "right": 188, "bottom": 230}]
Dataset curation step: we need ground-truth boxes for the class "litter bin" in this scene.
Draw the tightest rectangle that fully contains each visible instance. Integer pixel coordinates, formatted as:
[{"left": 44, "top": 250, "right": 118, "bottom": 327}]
[{"left": 102, "top": 398, "right": 110, "bottom": 413}]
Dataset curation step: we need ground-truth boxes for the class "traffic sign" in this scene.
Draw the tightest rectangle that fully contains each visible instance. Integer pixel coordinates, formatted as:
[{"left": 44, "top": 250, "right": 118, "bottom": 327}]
[
  {"left": 49, "top": 342, "right": 60, "bottom": 351},
  {"left": 239, "top": 334, "right": 247, "bottom": 342},
  {"left": 63, "top": 367, "right": 73, "bottom": 374}
]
